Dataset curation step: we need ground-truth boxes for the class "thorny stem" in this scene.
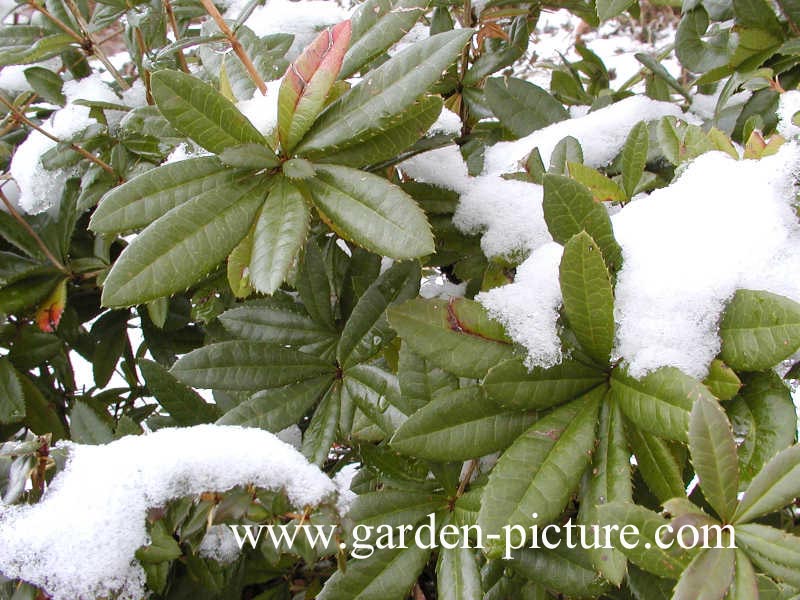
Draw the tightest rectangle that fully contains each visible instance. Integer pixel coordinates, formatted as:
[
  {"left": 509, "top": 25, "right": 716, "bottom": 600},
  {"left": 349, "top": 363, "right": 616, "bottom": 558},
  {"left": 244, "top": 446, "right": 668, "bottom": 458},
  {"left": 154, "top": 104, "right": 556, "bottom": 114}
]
[
  {"left": 0, "top": 186, "right": 70, "bottom": 274},
  {"left": 61, "top": 0, "right": 131, "bottom": 90},
  {"left": 164, "top": 0, "right": 190, "bottom": 73},
  {"left": 0, "top": 94, "right": 119, "bottom": 179},
  {"left": 199, "top": 0, "right": 268, "bottom": 95}
]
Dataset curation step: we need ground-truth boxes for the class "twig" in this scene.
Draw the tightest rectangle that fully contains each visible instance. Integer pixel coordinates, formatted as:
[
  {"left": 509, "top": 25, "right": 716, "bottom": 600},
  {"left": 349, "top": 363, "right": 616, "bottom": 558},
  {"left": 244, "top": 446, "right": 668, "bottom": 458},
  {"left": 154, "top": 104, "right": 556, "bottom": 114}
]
[
  {"left": 458, "top": 0, "right": 473, "bottom": 139},
  {"left": 199, "top": 0, "right": 267, "bottom": 95},
  {"left": 61, "top": 0, "right": 131, "bottom": 90},
  {"left": 0, "top": 95, "right": 119, "bottom": 179},
  {"left": 164, "top": 0, "right": 190, "bottom": 73},
  {"left": 456, "top": 459, "right": 478, "bottom": 498},
  {"left": 133, "top": 27, "right": 154, "bottom": 104},
  {"left": 0, "top": 187, "right": 69, "bottom": 274},
  {"left": 25, "top": 0, "right": 84, "bottom": 43}
]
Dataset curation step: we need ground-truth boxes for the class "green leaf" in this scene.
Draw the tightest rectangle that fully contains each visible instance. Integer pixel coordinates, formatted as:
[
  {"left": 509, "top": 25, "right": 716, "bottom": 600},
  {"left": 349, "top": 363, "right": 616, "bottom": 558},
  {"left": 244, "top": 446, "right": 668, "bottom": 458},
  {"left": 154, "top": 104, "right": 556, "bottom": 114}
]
[
  {"left": 484, "top": 77, "right": 568, "bottom": 138},
  {"left": 478, "top": 388, "right": 603, "bottom": 545},
  {"left": 150, "top": 69, "right": 266, "bottom": 154},
  {"left": 676, "top": 9, "right": 732, "bottom": 73},
  {"left": 170, "top": 341, "right": 334, "bottom": 391},
  {"left": 397, "top": 345, "right": 458, "bottom": 414},
  {"left": 390, "top": 387, "right": 538, "bottom": 461},
  {"left": 219, "top": 143, "right": 280, "bottom": 169},
  {"left": 509, "top": 545, "right": 611, "bottom": 598},
  {"left": 483, "top": 357, "right": 605, "bottom": 411},
  {"left": 0, "top": 358, "right": 25, "bottom": 424},
  {"left": 318, "top": 543, "right": 430, "bottom": 599},
  {"left": 729, "top": 372, "right": 796, "bottom": 486},
  {"left": 703, "top": 360, "right": 742, "bottom": 401},
  {"left": 306, "top": 165, "right": 434, "bottom": 259},
  {"left": 338, "top": 260, "right": 420, "bottom": 367},
  {"left": 673, "top": 547, "right": 736, "bottom": 600},
  {"left": 735, "top": 523, "right": 800, "bottom": 587},
  {"left": 620, "top": 121, "right": 649, "bottom": 199},
  {"left": 719, "top": 289, "right": 800, "bottom": 371},
  {"left": 295, "top": 29, "right": 472, "bottom": 155},
  {"left": 90, "top": 157, "right": 236, "bottom": 234},
  {"left": 139, "top": 359, "right": 219, "bottom": 426},
  {"left": 69, "top": 401, "right": 114, "bottom": 445},
  {"left": 0, "top": 33, "right": 75, "bottom": 67},
  {"left": 596, "top": 0, "right": 635, "bottom": 21},
  {"left": 437, "top": 544, "right": 482, "bottom": 600},
  {"left": 218, "top": 300, "right": 335, "bottom": 346},
  {"left": 313, "top": 95, "right": 443, "bottom": 168},
  {"left": 24, "top": 66, "right": 65, "bottom": 105},
  {"left": 20, "top": 375, "right": 66, "bottom": 440},
  {"left": 344, "top": 363, "right": 408, "bottom": 418},
  {"left": 579, "top": 397, "right": 631, "bottom": 585},
  {"left": 101, "top": 182, "right": 266, "bottom": 307},
  {"left": 302, "top": 382, "right": 341, "bottom": 464},
  {"left": 596, "top": 502, "right": 697, "bottom": 579},
  {"left": 340, "top": 0, "right": 429, "bottom": 79},
  {"left": 348, "top": 489, "right": 444, "bottom": 532},
  {"left": 278, "top": 21, "right": 351, "bottom": 152},
  {"left": 567, "top": 162, "right": 627, "bottom": 203},
  {"left": 726, "top": 550, "right": 758, "bottom": 600},
  {"left": 542, "top": 174, "right": 622, "bottom": 273},
  {"left": 733, "top": 0, "right": 783, "bottom": 39},
  {"left": 388, "top": 298, "right": 514, "bottom": 379},
  {"left": 627, "top": 427, "right": 686, "bottom": 502},
  {"left": 689, "top": 395, "right": 739, "bottom": 522},
  {"left": 296, "top": 239, "right": 336, "bottom": 330},
  {"left": 559, "top": 231, "right": 615, "bottom": 364},
  {"left": 249, "top": 178, "right": 310, "bottom": 294},
  {"left": 610, "top": 366, "right": 714, "bottom": 442},
  {"left": 733, "top": 444, "right": 800, "bottom": 524},
  {"left": 136, "top": 520, "right": 182, "bottom": 564},
  {"left": 217, "top": 375, "right": 333, "bottom": 431},
  {"left": 549, "top": 136, "right": 584, "bottom": 175}
]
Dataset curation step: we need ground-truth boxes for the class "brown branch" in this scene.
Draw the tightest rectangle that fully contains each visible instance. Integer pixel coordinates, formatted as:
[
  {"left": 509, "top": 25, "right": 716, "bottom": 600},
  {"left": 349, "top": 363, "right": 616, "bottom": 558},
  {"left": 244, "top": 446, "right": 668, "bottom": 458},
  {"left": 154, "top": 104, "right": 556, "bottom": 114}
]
[
  {"left": 0, "top": 187, "right": 69, "bottom": 274},
  {"left": 164, "top": 0, "right": 190, "bottom": 73},
  {"left": 199, "top": 0, "right": 267, "bottom": 95},
  {"left": 0, "top": 95, "right": 119, "bottom": 179},
  {"left": 25, "top": 0, "right": 84, "bottom": 43},
  {"left": 456, "top": 459, "right": 478, "bottom": 498},
  {"left": 61, "top": 0, "right": 131, "bottom": 90},
  {"left": 133, "top": 27, "right": 154, "bottom": 104}
]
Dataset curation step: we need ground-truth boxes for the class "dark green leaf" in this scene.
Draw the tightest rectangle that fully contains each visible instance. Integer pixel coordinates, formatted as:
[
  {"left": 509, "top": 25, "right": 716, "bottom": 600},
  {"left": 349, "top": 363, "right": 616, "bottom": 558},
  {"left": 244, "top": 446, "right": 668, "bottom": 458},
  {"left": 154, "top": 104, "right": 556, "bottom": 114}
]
[
  {"left": 140, "top": 359, "right": 219, "bottom": 425},
  {"left": 484, "top": 77, "right": 568, "bottom": 138}
]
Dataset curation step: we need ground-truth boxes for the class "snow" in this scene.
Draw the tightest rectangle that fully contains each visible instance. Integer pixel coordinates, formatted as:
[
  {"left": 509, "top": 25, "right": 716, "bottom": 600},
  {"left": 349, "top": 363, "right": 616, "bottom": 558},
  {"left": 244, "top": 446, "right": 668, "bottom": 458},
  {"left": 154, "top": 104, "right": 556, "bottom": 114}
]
[
  {"left": 237, "top": 79, "right": 282, "bottom": 135},
  {"left": 0, "top": 425, "right": 341, "bottom": 600},
  {"left": 10, "top": 74, "right": 121, "bottom": 214},
  {"left": 198, "top": 525, "right": 242, "bottom": 564},
  {"left": 778, "top": 91, "right": 800, "bottom": 139},
  {"left": 223, "top": 0, "right": 349, "bottom": 59},
  {"left": 429, "top": 107, "right": 462, "bottom": 136},
  {"left": 478, "top": 242, "right": 565, "bottom": 369},
  {"left": 612, "top": 144, "right": 800, "bottom": 378},
  {"left": 483, "top": 96, "right": 689, "bottom": 174}
]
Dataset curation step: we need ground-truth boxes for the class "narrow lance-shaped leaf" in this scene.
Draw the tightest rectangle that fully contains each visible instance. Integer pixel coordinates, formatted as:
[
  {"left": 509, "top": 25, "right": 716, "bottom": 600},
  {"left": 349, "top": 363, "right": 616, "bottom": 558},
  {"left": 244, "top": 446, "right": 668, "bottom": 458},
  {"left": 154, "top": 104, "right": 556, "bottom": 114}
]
[
  {"left": 484, "top": 77, "right": 568, "bottom": 138},
  {"left": 302, "top": 382, "right": 341, "bottom": 465},
  {"left": 0, "top": 358, "right": 25, "bottom": 424},
  {"left": 218, "top": 300, "right": 335, "bottom": 346},
  {"left": 627, "top": 426, "right": 686, "bottom": 502},
  {"left": 340, "top": 0, "right": 430, "bottom": 79},
  {"left": 69, "top": 401, "right": 114, "bottom": 445},
  {"left": 397, "top": 345, "right": 457, "bottom": 414},
  {"left": 101, "top": 182, "right": 267, "bottom": 307},
  {"left": 249, "top": 178, "right": 310, "bottom": 294},
  {"left": 295, "top": 29, "right": 473, "bottom": 156},
  {"left": 483, "top": 356, "right": 606, "bottom": 411},
  {"left": 170, "top": 340, "right": 335, "bottom": 391},
  {"left": 726, "top": 550, "right": 758, "bottom": 600},
  {"left": 139, "top": 359, "right": 219, "bottom": 426},
  {"left": 306, "top": 164, "right": 434, "bottom": 259},
  {"left": 389, "top": 387, "right": 538, "bottom": 461},
  {"left": 278, "top": 21, "right": 351, "bottom": 153},
  {"left": 478, "top": 388, "right": 603, "bottom": 549},
  {"left": 509, "top": 545, "right": 611, "bottom": 598},
  {"left": 620, "top": 121, "right": 649, "bottom": 199},
  {"left": 559, "top": 231, "right": 615, "bottom": 364},
  {"left": 388, "top": 297, "right": 514, "bottom": 379},
  {"left": 735, "top": 523, "right": 800, "bottom": 587},
  {"left": 437, "top": 544, "right": 483, "bottom": 600},
  {"left": 150, "top": 70, "right": 267, "bottom": 154},
  {"left": 689, "top": 396, "right": 739, "bottom": 522},
  {"left": 672, "top": 546, "right": 736, "bottom": 600},
  {"left": 579, "top": 396, "right": 631, "bottom": 585},
  {"left": 733, "top": 444, "right": 800, "bottom": 524}
]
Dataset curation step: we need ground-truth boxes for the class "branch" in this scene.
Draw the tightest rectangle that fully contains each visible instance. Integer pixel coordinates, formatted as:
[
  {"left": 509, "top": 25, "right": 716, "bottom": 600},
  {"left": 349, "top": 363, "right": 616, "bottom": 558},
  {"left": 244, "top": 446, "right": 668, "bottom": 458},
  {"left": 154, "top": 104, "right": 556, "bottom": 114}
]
[
  {"left": 0, "top": 186, "right": 69, "bottom": 274},
  {"left": 25, "top": 0, "right": 83, "bottom": 43},
  {"left": 199, "top": 0, "right": 267, "bottom": 95},
  {"left": 61, "top": 0, "right": 131, "bottom": 90},
  {"left": 164, "top": 0, "right": 190, "bottom": 73}
]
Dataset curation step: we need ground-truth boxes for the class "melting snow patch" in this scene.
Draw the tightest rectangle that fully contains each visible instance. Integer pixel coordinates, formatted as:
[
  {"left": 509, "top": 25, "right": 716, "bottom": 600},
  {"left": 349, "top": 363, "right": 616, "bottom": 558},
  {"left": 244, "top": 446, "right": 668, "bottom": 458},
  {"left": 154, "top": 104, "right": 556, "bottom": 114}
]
[
  {"left": 0, "top": 425, "right": 340, "bottom": 600},
  {"left": 778, "top": 91, "right": 800, "bottom": 139}
]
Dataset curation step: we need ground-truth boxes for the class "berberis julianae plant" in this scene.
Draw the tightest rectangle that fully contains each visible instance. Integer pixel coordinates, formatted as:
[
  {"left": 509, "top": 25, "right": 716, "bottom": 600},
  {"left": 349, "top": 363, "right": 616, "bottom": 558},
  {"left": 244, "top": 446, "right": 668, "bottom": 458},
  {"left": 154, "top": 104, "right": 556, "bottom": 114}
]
[{"left": 2, "top": 0, "right": 800, "bottom": 598}]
